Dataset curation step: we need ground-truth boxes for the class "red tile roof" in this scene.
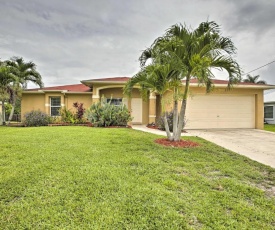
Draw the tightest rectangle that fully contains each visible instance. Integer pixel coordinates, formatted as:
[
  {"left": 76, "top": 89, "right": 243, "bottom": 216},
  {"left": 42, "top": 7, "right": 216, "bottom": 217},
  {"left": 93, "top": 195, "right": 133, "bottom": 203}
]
[{"left": 26, "top": 84, "right": 91, "bottom": 92}]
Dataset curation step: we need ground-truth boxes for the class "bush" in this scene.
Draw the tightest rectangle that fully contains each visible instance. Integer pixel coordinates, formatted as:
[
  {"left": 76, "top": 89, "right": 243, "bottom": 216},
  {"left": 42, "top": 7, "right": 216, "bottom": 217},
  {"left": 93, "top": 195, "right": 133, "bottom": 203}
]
[
  {"left": 60, "top": 108, "right": 76, "bottom": 123},
  {"left": 85, "top": 99, "right": 132, "bottom": 127},
  {"left": 24, "top": 110, "right": 51, "bottom": 127},
  {"left": 157, "top": 111, "right": 186, "bottom": 132},
  {"left": 59, "top": 102, "right": 86, "bottom": 124},
  {"left": 73, "top": 102, "right": 85, "bottom": 120}
]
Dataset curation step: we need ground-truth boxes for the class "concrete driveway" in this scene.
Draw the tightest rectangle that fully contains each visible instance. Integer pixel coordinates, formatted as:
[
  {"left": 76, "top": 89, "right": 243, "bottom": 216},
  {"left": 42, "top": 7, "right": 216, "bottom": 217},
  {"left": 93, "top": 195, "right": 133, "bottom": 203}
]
[{"left": 187, "top": 129, "right": 275, "bottom": 168}]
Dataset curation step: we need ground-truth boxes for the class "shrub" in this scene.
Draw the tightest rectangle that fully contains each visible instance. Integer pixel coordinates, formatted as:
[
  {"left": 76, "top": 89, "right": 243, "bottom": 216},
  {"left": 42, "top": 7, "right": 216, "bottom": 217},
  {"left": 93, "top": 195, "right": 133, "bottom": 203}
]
[
  {"left": 24, "top": 110, "right": 50, "bottom": 127},
  {"left": 73, "top": 102, "right": 85, "bottom": 120},
  {"left": 60, "top": 108, "right": 76, "bottom": 123},
  {"left": 157, "top": 111, "right": 186, "bottom": 132},
  {"left": 59, "top": 102, "right": 86, "bottom": 124},
  {"left": 85, "top": 99, "right": 132, "bottom": 127}
]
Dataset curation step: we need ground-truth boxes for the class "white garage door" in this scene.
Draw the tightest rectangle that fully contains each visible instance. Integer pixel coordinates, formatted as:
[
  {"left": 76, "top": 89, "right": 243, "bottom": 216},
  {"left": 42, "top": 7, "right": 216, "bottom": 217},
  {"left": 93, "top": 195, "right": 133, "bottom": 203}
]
[{"left": 185, "top": 94, "right": 255, "bottom": 129}]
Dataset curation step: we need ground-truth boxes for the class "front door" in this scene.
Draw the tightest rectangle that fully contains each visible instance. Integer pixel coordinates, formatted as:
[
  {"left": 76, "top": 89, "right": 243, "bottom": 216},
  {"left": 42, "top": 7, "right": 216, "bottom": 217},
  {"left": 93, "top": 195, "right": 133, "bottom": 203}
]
[{"left": 131, "top": 98, "right": 142, "bottom": 124}]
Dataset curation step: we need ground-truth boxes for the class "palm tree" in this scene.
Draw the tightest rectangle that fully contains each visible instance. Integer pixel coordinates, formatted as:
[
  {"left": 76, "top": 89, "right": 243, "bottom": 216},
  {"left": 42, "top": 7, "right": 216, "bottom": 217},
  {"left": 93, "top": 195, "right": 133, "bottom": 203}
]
[
  {"left": 0, "top": 63, "right": 15, "bottom": 125},
  {"left": 131, "top": 21, "right": 241, "bottom": 141},
  {"left": 124, "top": 63, "right": 181, "bottom": 139},
  {"left": 243, "top": 74, "right": 266, "bottom": 84},
  {"left": 5, "top": 57, "right": 43, "bottom": 124}
]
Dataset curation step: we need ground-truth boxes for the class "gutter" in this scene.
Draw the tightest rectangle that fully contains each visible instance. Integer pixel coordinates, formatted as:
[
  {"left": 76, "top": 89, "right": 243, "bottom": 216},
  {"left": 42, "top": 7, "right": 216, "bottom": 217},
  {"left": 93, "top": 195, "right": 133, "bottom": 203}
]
[
  {"left": 23, "top": 90, "right": 93, "bottom": 94},
  {"left": 188, "top": 83, "right": 275, "bottom": 90}
]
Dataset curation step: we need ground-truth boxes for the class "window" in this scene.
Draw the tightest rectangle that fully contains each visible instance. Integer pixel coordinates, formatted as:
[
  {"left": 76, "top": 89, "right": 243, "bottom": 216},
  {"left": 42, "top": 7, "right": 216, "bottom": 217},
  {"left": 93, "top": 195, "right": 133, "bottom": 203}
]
[
  {"left": 264, "top": 106, "right": 274, "bottom": 119},
  {"left": 50, "top": 97, "right": 61, "bottom": 116},
  {"left": 107, "top": 98, "right": 122, "bottom": 106}
]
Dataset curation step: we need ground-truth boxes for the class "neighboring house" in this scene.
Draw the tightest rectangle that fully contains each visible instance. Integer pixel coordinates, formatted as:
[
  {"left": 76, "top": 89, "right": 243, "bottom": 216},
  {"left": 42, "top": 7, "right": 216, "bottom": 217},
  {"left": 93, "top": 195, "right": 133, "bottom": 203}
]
[
  {"left": 264, "top": 91, "right": 275, "bottom": 124},
  {"left": 21, "top": 77, "right": 275, "bottom": 129}
]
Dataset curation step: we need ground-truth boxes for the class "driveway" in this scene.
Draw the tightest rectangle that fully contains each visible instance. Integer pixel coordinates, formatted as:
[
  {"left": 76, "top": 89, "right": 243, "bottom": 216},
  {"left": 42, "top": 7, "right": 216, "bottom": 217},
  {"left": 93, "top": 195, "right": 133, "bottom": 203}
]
[{"left": 187, "top": 129, "right": 275, "bottom": 168}]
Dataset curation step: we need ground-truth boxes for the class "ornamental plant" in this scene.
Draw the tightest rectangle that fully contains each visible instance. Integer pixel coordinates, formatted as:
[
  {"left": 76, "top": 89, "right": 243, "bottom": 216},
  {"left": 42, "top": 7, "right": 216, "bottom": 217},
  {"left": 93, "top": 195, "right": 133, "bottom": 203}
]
[
  {"left": 23, "top": 110, "right": 50, "bottom": 126},
  {"left": 85, "top": 98, "right": 132, "bottom": 127},
  {"left": 73, "top": 102, "right": 85, "bottom": 120},
  {"left": 60, "top": 102, "right": 86, "bottom": 124}
]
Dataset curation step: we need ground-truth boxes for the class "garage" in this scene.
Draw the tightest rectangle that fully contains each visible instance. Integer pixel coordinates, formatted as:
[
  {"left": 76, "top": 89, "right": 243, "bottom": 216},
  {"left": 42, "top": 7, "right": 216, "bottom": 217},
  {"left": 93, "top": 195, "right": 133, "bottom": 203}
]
[{"left": 185, "top": 94, "right": 255, "bottom": 129}]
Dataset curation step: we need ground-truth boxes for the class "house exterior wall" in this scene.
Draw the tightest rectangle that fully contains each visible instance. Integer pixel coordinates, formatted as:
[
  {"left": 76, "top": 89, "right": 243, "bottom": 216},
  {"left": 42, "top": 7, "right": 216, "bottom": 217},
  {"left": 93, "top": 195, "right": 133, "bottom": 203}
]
[
  {"left": 21, "top": 82, "right": 266, "bottom": 129},
  {"left": 159, "top": 86, "right": 264, "bottom": 129},
  {"left": 21, "top": 94, "right": 46, "bottom": 117},
  {"left": 264, "top": 102, "right": 275, "bottom": 124},
  {"left": 65, "top": 94, "right": 93, "bottom": 110},
  {"left": 21, "top": 93, "right": 93, "bottom": 120}
]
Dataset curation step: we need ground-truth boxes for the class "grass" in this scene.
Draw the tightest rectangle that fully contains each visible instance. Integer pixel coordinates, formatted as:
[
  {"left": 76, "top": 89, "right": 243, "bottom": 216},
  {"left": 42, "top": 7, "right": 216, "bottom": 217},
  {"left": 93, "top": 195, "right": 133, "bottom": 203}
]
[
  {"left": 0, "top": 126, "right": 274, "bottom": 229},
  {"left": 265, "top": 124, "right": 275, "bottom": 132}
]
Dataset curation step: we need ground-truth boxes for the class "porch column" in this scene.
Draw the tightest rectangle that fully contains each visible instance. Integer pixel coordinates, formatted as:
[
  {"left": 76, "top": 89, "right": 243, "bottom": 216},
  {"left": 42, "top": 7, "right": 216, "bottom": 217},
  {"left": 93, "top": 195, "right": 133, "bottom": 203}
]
[
  {"left": 61, "top": 93, "right": 65, "bottom": 108},
  {"left": 92, "top": 87, "right": 100, "bottom": 103},
  {"left": 44, "top": 93, "right": 49, "bottom": 114},
  {"left": 92, "top": 95, "right": 100, "bottom": 103},
  {"left": 149, "top": 92, "right": 156, "bottom": 124}
]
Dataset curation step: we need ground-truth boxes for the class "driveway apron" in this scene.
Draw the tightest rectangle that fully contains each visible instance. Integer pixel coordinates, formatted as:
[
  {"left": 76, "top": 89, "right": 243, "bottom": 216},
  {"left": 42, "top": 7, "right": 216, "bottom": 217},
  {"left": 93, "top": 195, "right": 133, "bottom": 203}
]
[{"left": 187, "top": 129, "right": 275, "bottom": 168}]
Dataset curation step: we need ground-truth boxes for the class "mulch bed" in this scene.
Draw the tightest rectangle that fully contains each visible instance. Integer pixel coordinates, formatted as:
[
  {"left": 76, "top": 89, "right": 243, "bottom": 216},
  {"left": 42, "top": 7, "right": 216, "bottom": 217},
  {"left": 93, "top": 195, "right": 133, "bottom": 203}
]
[{"left": 155, "top": 138, "right": 199, "bottom": 148}]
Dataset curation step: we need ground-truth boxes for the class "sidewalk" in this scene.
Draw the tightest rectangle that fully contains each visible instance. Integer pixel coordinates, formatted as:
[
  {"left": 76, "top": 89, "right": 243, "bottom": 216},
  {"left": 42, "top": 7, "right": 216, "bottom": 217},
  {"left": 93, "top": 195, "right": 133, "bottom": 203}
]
[{"left": 131, "top": 125, "right": 193, "bottom": 136}]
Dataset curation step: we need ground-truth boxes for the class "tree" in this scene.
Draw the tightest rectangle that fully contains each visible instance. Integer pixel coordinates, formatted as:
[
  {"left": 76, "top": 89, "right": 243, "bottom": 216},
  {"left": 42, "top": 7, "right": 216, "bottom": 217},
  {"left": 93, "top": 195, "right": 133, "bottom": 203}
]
[
  {"left": 0, "top": 63, "right": 14, "bottom": 125},
  {"left": 124, "top": 63, "right": 182, "bottom": 139},
  {"left": 243, "top": 74, "right": 266, "bottom": 84},
  {"left": 5, "top": 57, "right": 43, "bottom": 124},
  {"left": 126, "top": 21, "right": 241, "bottom": 141}
]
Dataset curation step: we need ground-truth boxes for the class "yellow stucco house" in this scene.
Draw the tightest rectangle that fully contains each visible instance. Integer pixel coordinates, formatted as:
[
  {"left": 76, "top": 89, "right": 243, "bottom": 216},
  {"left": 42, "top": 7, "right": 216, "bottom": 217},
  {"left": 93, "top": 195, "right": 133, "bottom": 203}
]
[{"left": 21, "top": 77, "right": 275, "bottom": 129}]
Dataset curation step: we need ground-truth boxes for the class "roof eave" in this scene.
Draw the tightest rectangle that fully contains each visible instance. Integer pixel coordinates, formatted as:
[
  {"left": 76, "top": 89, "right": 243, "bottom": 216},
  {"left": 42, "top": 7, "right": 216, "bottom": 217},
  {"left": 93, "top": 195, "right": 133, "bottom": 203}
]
[
  {"left": 23, "top": 90, "right": 92, "bottom": 94},
  {"left": 188, "top": 83, "right": 275, "bottom": 89}
]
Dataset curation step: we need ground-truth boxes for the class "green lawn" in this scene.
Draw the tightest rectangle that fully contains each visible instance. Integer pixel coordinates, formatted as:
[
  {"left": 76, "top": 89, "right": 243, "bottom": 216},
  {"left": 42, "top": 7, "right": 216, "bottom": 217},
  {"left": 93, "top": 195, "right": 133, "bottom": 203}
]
[
  {"left": 265, "top": 124, "right": 275, "bottom": 132},
  {"left": 0, "top": 127, "right": 274, "bottom": 229}
]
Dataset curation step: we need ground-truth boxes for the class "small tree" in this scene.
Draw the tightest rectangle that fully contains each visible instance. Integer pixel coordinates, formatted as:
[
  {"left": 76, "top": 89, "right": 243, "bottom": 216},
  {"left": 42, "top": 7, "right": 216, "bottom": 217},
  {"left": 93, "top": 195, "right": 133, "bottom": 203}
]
[
  {"left": 5, "top": 57, "right": 43, "bottom": 124},
  {"left": 0, "top": 64, "right": 15, "bottom": 125}
]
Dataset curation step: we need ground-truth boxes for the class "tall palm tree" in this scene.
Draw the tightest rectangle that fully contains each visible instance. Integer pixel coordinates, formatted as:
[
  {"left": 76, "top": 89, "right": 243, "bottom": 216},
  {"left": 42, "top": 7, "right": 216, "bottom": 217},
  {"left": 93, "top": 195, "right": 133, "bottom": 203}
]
[
  {"left": 243, "top": 74, "right": 266, "bottom": 84},
  {"left": 134, "top": 21, "right": 241, "bottom": 141},
  {"left": 0, "top": 64, "right": 15, "bottom": 125},
  {"left": 5, "top": 57, "right": 43, "bottom": 124}
]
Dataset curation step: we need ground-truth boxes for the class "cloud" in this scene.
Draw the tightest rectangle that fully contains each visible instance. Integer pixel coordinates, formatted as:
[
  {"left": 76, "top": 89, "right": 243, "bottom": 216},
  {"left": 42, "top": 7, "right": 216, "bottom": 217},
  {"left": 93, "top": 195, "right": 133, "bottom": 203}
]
[
  {"left": 222, "top": 0, "right": 275, "bottom": 35},
  {"left": 0, "top": 0, "right": 274, "bottom": 88}
]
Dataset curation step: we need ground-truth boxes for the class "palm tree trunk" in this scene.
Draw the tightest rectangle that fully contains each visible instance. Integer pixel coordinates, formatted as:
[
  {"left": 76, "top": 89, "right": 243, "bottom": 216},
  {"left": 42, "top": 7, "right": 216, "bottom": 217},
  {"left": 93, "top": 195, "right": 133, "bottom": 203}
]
[
  {"left": 1, "top": 100, "right": 6, "bottom": 125},
  {"left": 172, "top": 87, "right": 178, "bottom": 139},
  {"left": 7, "top": 100, "right": 16, "bottom": 125},
  {"left": 163, "top": 112, "right": 172, "bottom": 140},
  {"left": 175, "top": 75, "right": 190, "bottom": 141},
  {"left": 160, "top": 95, "right": 172, "bottom": 140}
]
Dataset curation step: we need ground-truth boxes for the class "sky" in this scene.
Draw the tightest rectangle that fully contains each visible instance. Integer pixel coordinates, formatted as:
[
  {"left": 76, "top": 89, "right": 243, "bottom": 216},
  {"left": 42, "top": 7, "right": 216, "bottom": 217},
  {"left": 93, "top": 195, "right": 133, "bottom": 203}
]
[{"left": 0, "top": 0, "right": 275, "bottom": 89}]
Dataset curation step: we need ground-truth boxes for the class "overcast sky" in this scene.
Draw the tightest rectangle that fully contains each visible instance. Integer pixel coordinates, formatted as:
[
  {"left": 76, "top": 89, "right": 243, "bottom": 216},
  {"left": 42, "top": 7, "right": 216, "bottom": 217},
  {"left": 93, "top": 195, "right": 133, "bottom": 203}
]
[{"left": 0, "top": 0, "right": 275, "bottom": 89}]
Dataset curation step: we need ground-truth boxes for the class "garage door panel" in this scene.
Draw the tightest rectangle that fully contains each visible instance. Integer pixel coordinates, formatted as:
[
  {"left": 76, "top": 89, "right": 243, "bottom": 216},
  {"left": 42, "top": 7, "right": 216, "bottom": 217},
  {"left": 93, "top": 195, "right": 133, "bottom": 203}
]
[{"left": 185, "top": 95, "right": 255, "bottom": 129}]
